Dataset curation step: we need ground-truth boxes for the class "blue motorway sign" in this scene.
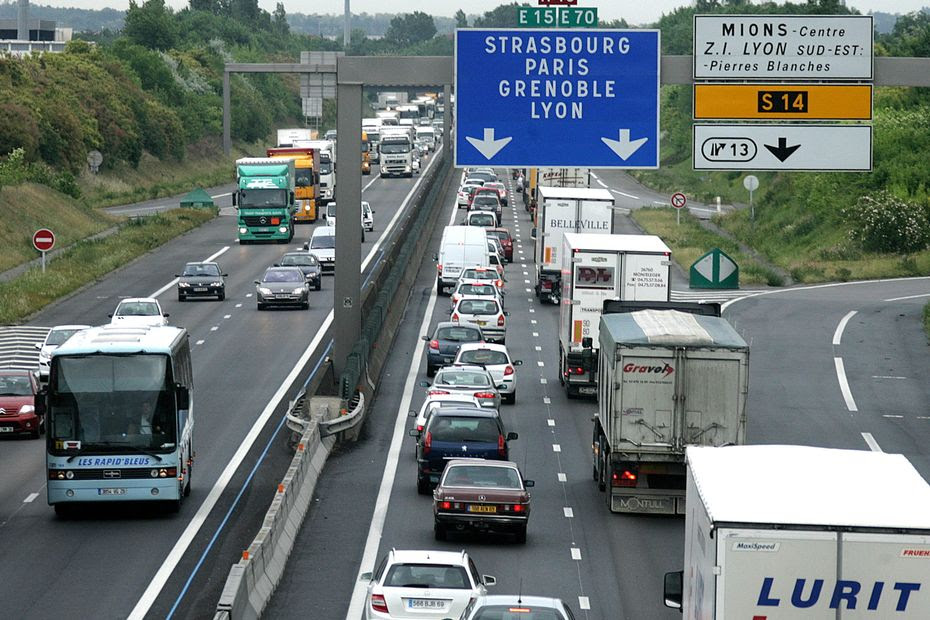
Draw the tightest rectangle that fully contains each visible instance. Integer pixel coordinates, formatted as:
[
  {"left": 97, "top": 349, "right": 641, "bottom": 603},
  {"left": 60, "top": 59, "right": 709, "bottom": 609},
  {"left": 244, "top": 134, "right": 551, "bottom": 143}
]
[{"left": 454, "top": 28, "right": 660, "bottom": 169}]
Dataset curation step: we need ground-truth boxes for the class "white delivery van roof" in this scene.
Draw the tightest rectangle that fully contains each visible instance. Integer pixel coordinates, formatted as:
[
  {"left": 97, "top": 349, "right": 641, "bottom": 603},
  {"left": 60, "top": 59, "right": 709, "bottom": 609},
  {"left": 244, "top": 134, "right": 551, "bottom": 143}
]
[
  {"left": 564, "top": 233, "right": 671, "bottom": 255},
  {"left": 687, "top": 445, "right": 930, "bottom": 530},
  {"left": 538, "top": 186, "right": 613, "bottom": 202},
  {"left": 442, "top": 225, "right": 487, "bottom": 246}
]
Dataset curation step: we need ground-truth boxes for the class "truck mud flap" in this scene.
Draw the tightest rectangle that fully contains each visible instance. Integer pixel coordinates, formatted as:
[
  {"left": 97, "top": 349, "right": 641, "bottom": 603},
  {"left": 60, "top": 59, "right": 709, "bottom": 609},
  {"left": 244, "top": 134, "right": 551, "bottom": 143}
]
[{"left": 610, "top": 492, "right": 684, "bottom": 515}]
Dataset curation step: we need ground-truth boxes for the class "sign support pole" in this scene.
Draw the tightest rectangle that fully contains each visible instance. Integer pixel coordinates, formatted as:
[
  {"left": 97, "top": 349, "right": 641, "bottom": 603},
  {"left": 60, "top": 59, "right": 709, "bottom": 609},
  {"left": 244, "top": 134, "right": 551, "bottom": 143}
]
[{"left": 41, "top": 250, "right": 46, "bottom": 273}]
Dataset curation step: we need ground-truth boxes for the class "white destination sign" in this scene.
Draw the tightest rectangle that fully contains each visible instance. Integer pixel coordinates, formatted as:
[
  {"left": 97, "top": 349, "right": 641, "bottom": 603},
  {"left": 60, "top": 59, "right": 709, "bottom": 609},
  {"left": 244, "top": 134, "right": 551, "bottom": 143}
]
[
  {"left": 693, "top": 15, "right": 873, "bottom": 80},
  {"left": 692, "top": 124, "right": 872, "bottom": 171}
]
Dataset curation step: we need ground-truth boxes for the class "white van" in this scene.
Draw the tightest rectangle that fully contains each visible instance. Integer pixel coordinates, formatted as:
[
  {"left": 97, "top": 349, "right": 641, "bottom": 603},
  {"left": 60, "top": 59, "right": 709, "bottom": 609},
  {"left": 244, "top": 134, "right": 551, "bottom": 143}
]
[
  {"left": 306, "top": 226, "right": 336, "bottom": 273},
  {"left": 436, "top": 226, "right": 489, "bottom": 295}
]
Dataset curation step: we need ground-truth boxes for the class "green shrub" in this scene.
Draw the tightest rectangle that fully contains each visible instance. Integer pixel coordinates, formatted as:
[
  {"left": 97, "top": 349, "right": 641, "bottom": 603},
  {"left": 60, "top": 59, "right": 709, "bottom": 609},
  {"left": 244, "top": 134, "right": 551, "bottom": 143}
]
[{"left": 843, "top": 191, "right": 930, "bottom": 253}]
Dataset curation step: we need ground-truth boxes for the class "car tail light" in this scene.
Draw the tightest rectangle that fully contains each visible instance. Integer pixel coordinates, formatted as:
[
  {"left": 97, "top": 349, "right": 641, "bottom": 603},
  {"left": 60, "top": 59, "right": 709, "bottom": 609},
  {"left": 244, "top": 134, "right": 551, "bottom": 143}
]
[
  {"left": 371, "top": 594, "right": 389, "bottom": 614},
  {"left": 497, "top": 314, "right": 505, "bottom": 327},
  {"left": 451, "top": 313, "right": 459, "bottom": 322},
  {"left": 440, "top": 501, "right": 452, "bottom": 510},
  {"left": 495, "top": 279, "right": 503, "bottom": 288},
  {"left": 613, "top": 470, "right": 637, "bottom": 487},
  {"left": 416, "top": 424, "right": 424, "bottom": 432},
  {"left": 475, "top": 392, "right": 495, "bottom": 399},
  {"left": 428, "top": 390, "right": 450, "bottom": 397},
  {"left": 423, "top": 431, "right": 432, "bottom": 455},
  {"left": 498, "top": 434, "right": 506, "bottom": 457},
  {"left": 437, "top": 263, "right": 443, "bottom": 273},
  {"left": 512, "top": 503, "right": 525, "bottom": 512},
  {"left": 429, "top": 339, "right": 439, "bottom": 350},
  {"left": 504, "top": 365, "right": 514, "bottom": 376}
]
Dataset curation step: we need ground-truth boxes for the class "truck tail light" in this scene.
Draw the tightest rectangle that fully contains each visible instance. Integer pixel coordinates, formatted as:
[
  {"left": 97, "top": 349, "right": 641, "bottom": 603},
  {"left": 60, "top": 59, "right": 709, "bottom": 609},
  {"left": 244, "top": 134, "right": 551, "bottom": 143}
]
[
  {"left": 613, "top": 470, "right": 637, "bottom": 487},
  {"left": 371, "top": 594, "right": 389, "bottom": 614},
  {"left": 541, "top": 280, "right": 552, "bottom": 290},
  {"left": 423, "top": 431, "right": 432, "bottom": 455},
  {"left": 566, "top": 366, "right": 584, "bottom": 375},
  {"left": 429, "top": 339, "right": 439, "bottom": 350},
  {"left": 497, "top": 314, "right": 505, "bottom": 327},
  {"left": 498, "top": 434, "right": 506, "bottom": 458},
  {"left": 504, "top": 365, "right": 514, "bottom": 376}
]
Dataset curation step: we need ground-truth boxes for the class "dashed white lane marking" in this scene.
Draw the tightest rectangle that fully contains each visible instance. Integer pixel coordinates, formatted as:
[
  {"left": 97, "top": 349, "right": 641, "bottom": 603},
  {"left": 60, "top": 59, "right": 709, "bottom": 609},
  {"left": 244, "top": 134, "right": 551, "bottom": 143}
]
[
  {"left": 525, "top": 288, "right": 532, "bottom": 293},
  {"left": 23, "top": 493, "right": 38, "bottom": 503},
  {"left": 571, "top": 547, "right": 581, "bottom": 560},
  {"left": 529, "top": 308, "right": 535, "bottom": 313},
  {"left": 610, "top": 188, "right": 639, "bottom": 199},
  {"left": 223, "top": 314, "right": 231, "bottom": 319},
  {"left": 553, "top": 444, "right": 561, "bottom": 452},
  {"left": 543, "top": 396, "right": 551, "bottom": 404},
  {"left": 210, "top": 326, "right": 218, "bottom": 332},
  {"left": 527, "top": 298, "right": 533, "bottom": 302},
  {"left": 862, "top": 432, "right": 883, "bottom": 452},
  {"left": 195, "top": 340, "right": 205, "bottom": 345},
  {"left": 579, "top": 597, "right": 591, "bottom": 611},
  {"left": 537, "top": 360, "right": 544, "bottom": 367},
  {"left": 564, "top": 507, "right": 574, "bottom": 518},
  {"left": 531, "top": 320, "right": 537, "bottom": 324},
  {"left": 535, "top": 346, "right": 542, "bottom": 351},
  {"left": 532, "top": 332, "right": 539, "bottom": 337},
  {"left": 235, "top": 303, "right": 242, "bottom": 308},
  {"left": 882, "top": 414, "right": 904, "bottom": 419},
  {"left": 834, "top": 357, "right": 858, "bottom": 412},
  {"left": 523, "top": 271, "right": 528, "bottom": 275},
  {"left": 557, "top": 472, "right": 567, "bottom": 482},
  {"left": 832, "top": 310, "right": 857, "bottom": 346},
  {"left": 918, "top": 416, "right": 930, "bottom": 420},
  {"left": 540, "top": 378, "right": 547, "bottom": 384},
  {"left": 524, "top": 279, "right": 531, "bottom": 284},
  {"left": 872, "top": 375, "right": 907, "bottom": 380},
  {"left": 548, "top": 419, "right": 555, "bottom": 426},
  {"left": 246, "top": 293, "right": 253, "bottom": 298}
]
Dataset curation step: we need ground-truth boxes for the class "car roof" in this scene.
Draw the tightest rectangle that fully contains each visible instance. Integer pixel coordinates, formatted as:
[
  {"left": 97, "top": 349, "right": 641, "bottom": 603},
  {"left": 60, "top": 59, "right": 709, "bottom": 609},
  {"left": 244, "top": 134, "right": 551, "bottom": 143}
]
[
  {"left": 184, "top": 261, "right": 218, "bottom": 266},
  {"left": 265, "top": 266, "right": 304, "bottom": 273},
  {"left": 437, "top": 364, "right": 493, "bottom": 375},
  {"left": 425, "top": 394, "right": 481, "bottom": 404},
  {"left": 445, "top": 458, "right": 518, "bottom": 470},
  {"left": 312, "top": 226, "right": 335, "bottom": 236},
  {"left": 387, "top": 549, "right": 469, "bottom": 564},
  {"left": 0, "top": 369, "right": 34, "bottom": 377},
  {"left": 471, "top": 594, "right": 566, "bottom": 608},
  {"left": 435, "top": 321, "right": 481, "bottom": 330},
  {"left": 117, "top": 297, "right": 159, "bottom": 304},
  {"left": 456, "top": 342, "right": 508, "bottom": 354},
  {"left": 430, "top": 407, "right": 500, "bottom": 419},
  {"left": 456, "top": 295, "right": 501, "bottom": 304},
  {"left": 48, "top": 324, "right": 92, "bottom": 332}
]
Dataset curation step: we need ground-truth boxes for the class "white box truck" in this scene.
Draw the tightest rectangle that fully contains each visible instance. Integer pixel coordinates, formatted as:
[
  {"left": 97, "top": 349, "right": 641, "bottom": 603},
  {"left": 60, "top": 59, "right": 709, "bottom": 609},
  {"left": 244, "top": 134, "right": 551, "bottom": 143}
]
[
  {"left": 593, "top": 308, "right": 749, "bottom": 514},
  {"left": 276, "top": 128, "right": 314, "bottom": 147},
  {"left": 558, "top": 233, "right": 672, "bottom": 397},
  {"left": 533, "top": 186, "right": 615, "bottom": 303},
  {"left": 664, "top": 445, "right": 930, "bottom": 619}
]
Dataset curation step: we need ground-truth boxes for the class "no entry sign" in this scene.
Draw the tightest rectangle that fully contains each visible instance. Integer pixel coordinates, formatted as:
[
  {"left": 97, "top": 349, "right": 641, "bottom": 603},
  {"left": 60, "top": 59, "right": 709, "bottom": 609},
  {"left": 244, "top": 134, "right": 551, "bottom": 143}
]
[
  {"left": 671, "top": 192, "right": 687, "bottom": 209},
  {"left": 33, "top": 228, "right": 55, "bottom": 252}
]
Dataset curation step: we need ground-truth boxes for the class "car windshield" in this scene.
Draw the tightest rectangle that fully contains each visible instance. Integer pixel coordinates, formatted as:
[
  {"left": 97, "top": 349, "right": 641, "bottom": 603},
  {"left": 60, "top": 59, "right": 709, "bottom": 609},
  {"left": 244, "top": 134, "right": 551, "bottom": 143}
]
[
  {"left": 281, "top": 254, "right": 318, "bottom": 267},
  {"left": 458, "top": 300, "right": 499, "bottom": 315},
  {"left": 0, "top": 375, "right": 31, "bottom": 396},
  {"left": 473, "top": 196, "right": 498, "bottom": 206},
  {"left": 473, "top": 607, "right": 564, "bottom": 620},
  {"left": 182, "top": 264, "right": 220, "bottom": 277},
  {"left": 462, "top": 270, "right": 495, "bottom": 280},
  {"left": 383, "top": 564, "right": 471, "bottom": 589},
  {"left": 46, "top": 328, "right": 84, "bottom": 346},
  {"left": 469, "top": 214, "right": 495, "bottom": 227},
  {"left": 459, "top": 349, "right": 508, "bottom": 366},
  {"left": 458, "top": 284, "right": 496, "bottom": 297},
  {"left": 487, "top": 231, "right": 510, "bottom": 242},
  {"left": 263, "top": 269, "right": 302, "bottom": 283},
  {"left": 428, "top": 416, "right": 499, "bottom": 442},
  {"left": 486, "top": 183, "right": 505, "bottom": 191},
  {"left": 310, "top": 235, "right": 335, "bottom": 249},
  {"left": 435, "top": 370, "right": 490, "bottom": 387},
  {"left": 116, "top": 302, "right": 159, "bottom": 317},
  {"left": 442, "top": 465, "right": 522, "bottom": 489},
  {"left": 436, "top": 326, "right": 482, "bottom": 342}
]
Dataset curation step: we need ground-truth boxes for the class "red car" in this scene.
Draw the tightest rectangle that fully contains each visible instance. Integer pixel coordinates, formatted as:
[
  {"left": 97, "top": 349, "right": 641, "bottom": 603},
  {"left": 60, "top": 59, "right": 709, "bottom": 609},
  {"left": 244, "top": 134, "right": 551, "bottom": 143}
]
[
  {"left": 486, "top": 228, "right": 513, "bottom": 262},
  {"left": 0, "top": 370, "right": 43, "bottom": 439}
]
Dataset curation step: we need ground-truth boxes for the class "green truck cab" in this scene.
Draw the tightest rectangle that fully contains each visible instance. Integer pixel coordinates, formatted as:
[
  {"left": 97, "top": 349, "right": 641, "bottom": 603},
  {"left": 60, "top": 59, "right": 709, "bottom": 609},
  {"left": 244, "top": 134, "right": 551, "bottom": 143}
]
[{"left": 234, "top": 157, "right": 297, "bottom": 244}]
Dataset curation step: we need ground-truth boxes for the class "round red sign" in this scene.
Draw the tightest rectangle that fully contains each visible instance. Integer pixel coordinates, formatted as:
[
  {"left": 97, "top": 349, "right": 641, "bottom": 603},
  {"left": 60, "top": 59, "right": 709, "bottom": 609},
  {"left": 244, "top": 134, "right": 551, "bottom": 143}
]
[
  {"left": 33, "top": 228, "right": 55, "bottom": 252},
  {"left": 671, "top": 192, "right": 687, "bottom": 209}
]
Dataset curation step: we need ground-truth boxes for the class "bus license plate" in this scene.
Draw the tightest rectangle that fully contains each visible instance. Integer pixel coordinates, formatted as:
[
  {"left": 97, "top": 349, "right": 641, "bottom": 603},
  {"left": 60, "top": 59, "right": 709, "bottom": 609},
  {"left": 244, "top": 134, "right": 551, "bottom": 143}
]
[
  {"left": 98, "top": 488, "right": 126, "bottom": 496},
  {"left": 467, "top": 504, "right": 497, "bottom": 513}
]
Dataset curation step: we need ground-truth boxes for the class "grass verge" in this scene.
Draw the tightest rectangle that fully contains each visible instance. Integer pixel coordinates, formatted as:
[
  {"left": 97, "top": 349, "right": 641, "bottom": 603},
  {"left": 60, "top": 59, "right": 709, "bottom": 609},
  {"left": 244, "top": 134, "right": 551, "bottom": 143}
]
[
  {"left": 0, "top": 208, "right": 216, "bottom": 323},
  {"left": 632, "top": 207, "right": 784, "bottom": 287}
]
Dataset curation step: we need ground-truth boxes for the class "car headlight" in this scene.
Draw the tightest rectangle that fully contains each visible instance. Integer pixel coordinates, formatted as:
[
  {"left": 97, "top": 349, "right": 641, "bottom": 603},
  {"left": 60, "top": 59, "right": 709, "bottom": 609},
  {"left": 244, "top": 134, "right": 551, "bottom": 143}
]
[
  {"left": 178, "top": 282, "right": 190, "bottom": 288},
  {"left": 39, "top": 351, "right": 50, "bottom": 362},
  {"left": 279, "top": 226, "right": 288, "bottom": 233},
  {"left": 258, "top": 287, "right": 273, "bottom": 295},
  {"left": 405, "top": 166, "right": 411, "bottom": 172},
  {"left": 19, "top": 405, "right": 35, "bottom": 415},
  {"left": 239, "top": 227, "right": 248, "bottom": 234},
  {"left": 211, "top": 281, "right": 223, "bottom": 287}
]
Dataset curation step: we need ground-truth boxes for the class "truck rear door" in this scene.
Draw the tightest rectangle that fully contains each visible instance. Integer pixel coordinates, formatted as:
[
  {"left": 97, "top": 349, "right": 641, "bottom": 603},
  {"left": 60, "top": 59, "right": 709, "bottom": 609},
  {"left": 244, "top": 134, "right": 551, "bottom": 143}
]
[
  {"left": 578, "top": 198, "right": 613, "bottom": 234},
  {"left": 622, "top": 253, "right": 670, "bottom": 301},
  {"left": 614, "top": 349, "right": 677, "bottom": 451},
  {"left": 680, "top": 353, "right": 744, "bottom": 447},
  {"left": 568, "top": 251, "right": 620, "bottom": 351},
  {"left": 539, "top": 199, "right": 575, "bottom": 273}
]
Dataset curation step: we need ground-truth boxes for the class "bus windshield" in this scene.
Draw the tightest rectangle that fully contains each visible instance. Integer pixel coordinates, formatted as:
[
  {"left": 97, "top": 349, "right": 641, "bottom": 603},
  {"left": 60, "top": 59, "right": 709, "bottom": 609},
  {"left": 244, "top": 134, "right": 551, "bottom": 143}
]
[
  {"left": 48, "top": 354, "right": 178, "bottom": 453},
  {"left": 239, "top": 189, "right": 287, "bottom": 208}
]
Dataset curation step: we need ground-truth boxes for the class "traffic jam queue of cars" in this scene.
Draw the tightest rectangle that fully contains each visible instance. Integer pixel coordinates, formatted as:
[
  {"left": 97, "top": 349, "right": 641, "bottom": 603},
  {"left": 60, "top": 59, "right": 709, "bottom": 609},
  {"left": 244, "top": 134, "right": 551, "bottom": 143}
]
[{"left": 360, "top": 167, "right": 584, "bottom": 619}]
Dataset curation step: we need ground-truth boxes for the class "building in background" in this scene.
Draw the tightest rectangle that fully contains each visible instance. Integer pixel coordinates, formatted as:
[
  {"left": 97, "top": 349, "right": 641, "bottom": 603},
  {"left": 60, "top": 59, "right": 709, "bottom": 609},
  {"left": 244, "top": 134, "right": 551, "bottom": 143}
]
[{"left": 0, "top": 0, "right": 71, "bottom": 56}]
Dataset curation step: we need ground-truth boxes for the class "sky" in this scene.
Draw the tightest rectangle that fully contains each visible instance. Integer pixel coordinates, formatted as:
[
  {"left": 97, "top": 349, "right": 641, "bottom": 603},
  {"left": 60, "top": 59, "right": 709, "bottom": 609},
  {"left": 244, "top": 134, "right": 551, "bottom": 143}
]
[{"left": 29, "top": 0, "right": 930, "bottom": 24}]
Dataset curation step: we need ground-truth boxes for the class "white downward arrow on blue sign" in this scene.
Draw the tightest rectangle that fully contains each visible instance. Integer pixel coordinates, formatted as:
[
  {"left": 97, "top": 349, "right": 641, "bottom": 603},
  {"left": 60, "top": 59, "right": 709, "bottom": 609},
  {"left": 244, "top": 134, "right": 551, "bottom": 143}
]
[
  {"left": 465, "top": 128, "right": 513, "bottom": 160},
  {"left": 601, "top": 130, "right": 648, "bottom": 161}
]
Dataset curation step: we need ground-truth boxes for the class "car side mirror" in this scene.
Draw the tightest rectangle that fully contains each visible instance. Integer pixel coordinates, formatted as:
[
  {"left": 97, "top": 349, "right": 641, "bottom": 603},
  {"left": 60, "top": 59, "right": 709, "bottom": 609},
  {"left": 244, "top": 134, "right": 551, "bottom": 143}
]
[
  {"left": 483, "top": 575, "right": 497, "bottom": 587},
  {"left": 273, "top": 264, "right": 280, "bottom": 267},
  {"left": 421, "top": 335, "right": 430, "bottom": 341},
  {"left": 231, "top": 192, "right": 237, "bottom": 207},
  {"left": 35, "top": 386, "right": 47, "bottom": 417},
  {"left": 664, "top": 571, "right": 683, "bottom": 610},
  {"left": 432, "top": 253, "right": 438, "bottom": 261},
  {"left": 531, "top": 227, "right": 537, "bottom": 239},
  {"left": 523, "top": 479, "right": 534, "bottom": 488},
  {"left": 506, "top": 431, "right": 518, "bottom": 441},
  {"left": 164, "top": 313, "right": 170, "bottom": 318},
  {"left": 497, "top": 384, "right": 507, "bottom": 391},
  {"left": 419, "top": 380, "right": 430, "bottom": 387},
  {"left": 254, "top": 280, "right": 260, "bottom": 284},
  {"left": 513, "top": 360, "right": 523, "bottom": 366},
  {"left": 223, "top": 273, "right": 229, "bottom": 277},
  {"left": 581, "top": 337, "right": 593, "bottom": 349},
  {"left": 408, "top": 429, "right": 420, "bottom": 437},
  {"left": 176, "top": 384, "right": 190, "bottom": 410},
  {"left": 107, "top": 314, "right": 113, "bottom": 318},
  {"left": 34, "top": 342, "right": 42, "bottom": 350},
  {"left": 504, "top": 311, "right": 510, "bottom": 316},
  {"left": 359, "top": 571, "right": 372, "bottom": 582},
  {"left": 408, "top": 410, "right": 417, "bottom": 417},
  {"left": 174, "top": 274, "right": 181, "bottom": 278}
]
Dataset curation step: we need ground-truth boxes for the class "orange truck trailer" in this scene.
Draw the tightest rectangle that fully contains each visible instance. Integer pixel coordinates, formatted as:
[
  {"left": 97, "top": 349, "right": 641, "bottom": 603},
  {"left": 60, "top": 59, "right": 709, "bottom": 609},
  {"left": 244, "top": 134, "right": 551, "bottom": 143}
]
[{"left": 266, "top": 147, "right": 320, "bottom": 223}]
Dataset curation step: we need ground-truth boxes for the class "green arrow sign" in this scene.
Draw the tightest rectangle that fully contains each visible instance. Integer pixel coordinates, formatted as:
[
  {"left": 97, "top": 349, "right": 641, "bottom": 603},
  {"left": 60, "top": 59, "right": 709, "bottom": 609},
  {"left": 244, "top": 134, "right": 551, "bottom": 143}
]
[{"left": 690, "top": 248, "right": 739, "bottom": 289}]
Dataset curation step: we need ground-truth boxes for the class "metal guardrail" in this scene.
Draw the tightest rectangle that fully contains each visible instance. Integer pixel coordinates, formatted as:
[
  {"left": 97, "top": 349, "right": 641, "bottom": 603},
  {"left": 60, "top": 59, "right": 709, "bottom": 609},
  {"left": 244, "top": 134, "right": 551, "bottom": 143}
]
[{"left": 318, "top": 391, "right": 364, "bottom": 438}]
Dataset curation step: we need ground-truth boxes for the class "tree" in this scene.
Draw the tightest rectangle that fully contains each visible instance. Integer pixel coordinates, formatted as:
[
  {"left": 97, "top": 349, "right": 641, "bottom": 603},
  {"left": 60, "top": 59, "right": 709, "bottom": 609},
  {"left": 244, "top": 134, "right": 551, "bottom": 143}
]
[
  {"left": 272, "top": 2, "right": 289, "bottom": 35},
  {"left": 189, "top": 0, "right": 219, "bottom": 13},
  {"left": 384, "top": 11, "right": 437, "bottom": 47},
  {"left": 123, "top": 0, "right": 179, "bottom": 50},
  {"left": 454, "top": 9, "right": 468, "bottom": 29}
]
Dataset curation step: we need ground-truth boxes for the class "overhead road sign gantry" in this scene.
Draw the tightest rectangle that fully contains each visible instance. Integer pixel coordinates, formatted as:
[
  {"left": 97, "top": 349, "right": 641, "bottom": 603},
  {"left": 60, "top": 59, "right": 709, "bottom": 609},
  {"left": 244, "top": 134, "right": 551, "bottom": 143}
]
[
  {"left": 693, "top": 14, "right": 873, "bottom": 81},
  {"left": 455, "top": 28, "right": 660, "bottom": 168},
  {"left": 693, "top": 83, "right": 872, "bottom": 120},
  {"left": 693, "top": 124, "right": 872, "bottom": 172}
]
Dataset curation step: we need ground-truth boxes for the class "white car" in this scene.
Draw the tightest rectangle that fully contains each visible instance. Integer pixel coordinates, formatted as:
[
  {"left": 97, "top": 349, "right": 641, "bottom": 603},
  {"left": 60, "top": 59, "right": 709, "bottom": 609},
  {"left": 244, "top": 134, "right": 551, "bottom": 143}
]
[
  {"left": 458, "top": 267, "right": 503, "bottom": 290},
  {"left": 465, "top": 210, "right": 496, "bottom": 229},
  {"left": 306, "top": 226, "right": 336, "bottom": 273},
  {"left": 363, "top": 201, "right": 375, "bottom": 232},
  {"left": 108, "top": 298, "right": 168, "bottom": 327},
  {"left": 453, "top": 343, "right": 522, "bottom": 404},
  {"left": 35, "top": 325, "right": 91, "bottom": 381},
  {"left": 450, "top": 280, "right": 505, "bottom": 310},
  {"left": 422, "top": 364, "right": 502, "bottom": 409},
  {"left": 451, "top": 296, "right": 508, "bottom": 344},
  {"left": 360, "top": 549, "right": 495, "bottom": 620},
  {"left": 456, "top": 181, "right": 484, "bottom": 208}
]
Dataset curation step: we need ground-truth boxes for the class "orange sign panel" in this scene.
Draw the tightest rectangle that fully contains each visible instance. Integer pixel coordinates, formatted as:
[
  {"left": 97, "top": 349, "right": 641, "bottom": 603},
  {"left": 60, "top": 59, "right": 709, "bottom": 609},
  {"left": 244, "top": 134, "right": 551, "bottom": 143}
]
[{"left": 694, "top": 84, "right": 872, "bottom": 120}]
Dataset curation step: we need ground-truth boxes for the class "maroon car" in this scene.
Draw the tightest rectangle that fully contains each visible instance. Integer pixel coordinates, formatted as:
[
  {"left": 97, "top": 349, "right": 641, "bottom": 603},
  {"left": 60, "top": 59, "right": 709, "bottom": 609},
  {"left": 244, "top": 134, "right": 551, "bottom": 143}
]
[
  {"left": 486, "top": 228, "right": 513, "bottom": 262},
  {"left": 0, "top": 370, "right": 43, "bottom": 439},
  {"left": 433, "top": 459, "right": 533, "bottom": 543}
]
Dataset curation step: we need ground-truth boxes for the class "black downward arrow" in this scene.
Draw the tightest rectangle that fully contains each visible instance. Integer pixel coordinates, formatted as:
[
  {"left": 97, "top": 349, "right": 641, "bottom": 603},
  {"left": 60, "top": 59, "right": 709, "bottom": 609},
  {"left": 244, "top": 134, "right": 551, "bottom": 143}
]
[{"left": 764, "top": 137, "right": 801, "bottom": 162}]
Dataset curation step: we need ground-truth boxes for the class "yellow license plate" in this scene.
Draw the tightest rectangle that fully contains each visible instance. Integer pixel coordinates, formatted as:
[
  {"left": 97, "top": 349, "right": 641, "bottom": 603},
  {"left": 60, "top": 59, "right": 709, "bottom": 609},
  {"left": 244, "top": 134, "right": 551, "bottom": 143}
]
[{"left": 467, "top": 504, "right": 497, "bottom": 513}]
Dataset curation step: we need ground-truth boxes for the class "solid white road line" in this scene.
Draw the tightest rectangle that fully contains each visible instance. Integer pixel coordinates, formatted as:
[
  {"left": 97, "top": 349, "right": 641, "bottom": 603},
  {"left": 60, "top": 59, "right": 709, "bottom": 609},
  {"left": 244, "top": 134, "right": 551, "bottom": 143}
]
[
  {"left": 362, "top": 173, "right": 381, "bottom": 192},
  {"left": 722, "top": 276, "right": 930, "bottom": 313},
  {"left": 23, "top": 493, "right": 38, "bottom": 503},
  {"left": 131, "top": 152, "right": 442, "bottom": 620},
  {"left": 210, "top": 192, "right": 232, "bottom": 199},
  {"left": 547, "top": 419, "right": 555, "bottom": 426},
  {"left": 344, "top": 169, "right": 458, "bottom": 620},
  {"left": 150, "top": 245, "right": 230, "bottom": 298},
  {"left": 832, "top": 310, "right": 857, "bottom": 346},
  {"left": 883, "top": 292, "right": 930, "bottom": 302},
  {"left": 834, "top": 357, "right": 858, "bottom": 412},
  {"left": 861, "top": 432, "right": 883, "bottom": 452}
]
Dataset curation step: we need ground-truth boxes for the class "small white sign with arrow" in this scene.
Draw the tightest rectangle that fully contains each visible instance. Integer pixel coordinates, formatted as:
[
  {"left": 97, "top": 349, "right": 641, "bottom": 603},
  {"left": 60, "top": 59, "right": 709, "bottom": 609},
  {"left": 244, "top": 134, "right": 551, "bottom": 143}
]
[
  {"left": 693, "top": 124, "right": 872, "bottom": 171},
  {"left": 601, "top": 129, "right": 649, "bottom": 161},
  {"left": 465, "top": 128, "right": 513, "bottom": 160}
]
